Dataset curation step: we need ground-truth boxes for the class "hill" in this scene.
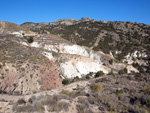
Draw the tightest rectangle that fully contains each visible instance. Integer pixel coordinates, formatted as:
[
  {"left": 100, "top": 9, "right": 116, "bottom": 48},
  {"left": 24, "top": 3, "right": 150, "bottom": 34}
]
[
  {"left": 0, "top": 21, "right": 34, "bottom": 35},
  {"left": 0, "top": 20, "right": 149, "bottom": 113},
  {"left": 21, "top": 18, "right": 150, "bottom": 70}
]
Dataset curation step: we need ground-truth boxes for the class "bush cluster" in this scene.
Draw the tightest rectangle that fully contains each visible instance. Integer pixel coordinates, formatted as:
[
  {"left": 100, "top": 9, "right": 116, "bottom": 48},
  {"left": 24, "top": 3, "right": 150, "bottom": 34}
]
[
  {"left": 116, "top": 89, "right": 123, "bottom": 94},
  {"left": 62, "top": 78, "right": 70, "bottom": 85},
  {"left": 109, "top": 59, "right": 113, "bottom": 65},
  {"left": 118, "top": 68, "right": 128, "bottom": 75},
  {"left": 27, "top": 36, "right": 34, "bottom": 43},
  {"left": 95, "top": 71, "right": 104, "bottom": 78}
]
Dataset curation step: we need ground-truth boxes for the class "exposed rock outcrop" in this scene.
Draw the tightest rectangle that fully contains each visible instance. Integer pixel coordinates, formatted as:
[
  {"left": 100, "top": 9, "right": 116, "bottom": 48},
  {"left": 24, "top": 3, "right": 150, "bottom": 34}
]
[{"left": 0, "top": 36, "right": 62, "bottom": 95}]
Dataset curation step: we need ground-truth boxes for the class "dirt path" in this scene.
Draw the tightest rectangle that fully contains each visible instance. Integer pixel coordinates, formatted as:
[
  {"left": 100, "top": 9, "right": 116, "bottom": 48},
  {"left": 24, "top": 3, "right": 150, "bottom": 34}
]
[{"left": 0, "top": 79, "right": 91, "bottom": 102}]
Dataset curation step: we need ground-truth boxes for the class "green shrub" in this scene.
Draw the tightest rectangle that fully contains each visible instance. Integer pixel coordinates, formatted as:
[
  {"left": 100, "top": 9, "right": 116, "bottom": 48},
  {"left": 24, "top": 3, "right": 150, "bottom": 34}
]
[
  {"left": 124, "top": 68, "right": 127, "bottom": 73},
  {"left": 95, "top": 71, "right": 104, "bottom": 78},
  {"left": 17, "top": 98, "right": 26, "bottom": 105},
  {"left": 86, "top": 75, "right": 90, "bottom": 79},
  {"left": 27, "top": 36, "right": 34, "bottom": 43},
  {"left": 118, "top": 68, "right": 128, "bottom": 75},
  {"left": 62, "top": 78, "right": 70, "bottom": 85},
  {"left": 138, "top": 67, "right": 145, "bottom": 73},
  {"left": 91, "top": 83, "right": 103, "bottom": 92},
  {"left": 132, "top": 63, "right": 139, "bottom": 67},
  {"left": 108, "top": 70, "right": 114, "bottom": 75},
  {"left": 87, "top": 72, "right": 93, "bottom": 76},
  {"left": 109, "top": 59, "right": 113, "bottom": 65},
  {"left": 74, "top": 76, "right": 79, "bottom": 79},
  {"left": 116, "top": 89, "right": 123, "bottom": 94},
  {"left": 146, "top": 97, "right": 150, "bottom": 107},
  {"left": 146, "top": 67, "right": 150, "bottom": 73}
]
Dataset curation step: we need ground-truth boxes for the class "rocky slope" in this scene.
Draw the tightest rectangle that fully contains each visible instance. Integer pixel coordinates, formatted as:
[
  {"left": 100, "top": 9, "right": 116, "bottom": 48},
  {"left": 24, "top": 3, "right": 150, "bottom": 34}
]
[
  {"left": 0, "top": 21, "right": 34, "bottom": 36},
  {"left": 0, "top": 73, "right": 150, "bottom": 113},
  {"left": 21, "top": 18, "right": 150, "bottom": 69},
  {"left": 0, "top": 19, "right": 150, "bottom": 112},
  {"left": 0, "top": 34, "right": 62, "bottom": 95},
  {"left": 0, "top": 21, "right": 138, "bottom": 95}
]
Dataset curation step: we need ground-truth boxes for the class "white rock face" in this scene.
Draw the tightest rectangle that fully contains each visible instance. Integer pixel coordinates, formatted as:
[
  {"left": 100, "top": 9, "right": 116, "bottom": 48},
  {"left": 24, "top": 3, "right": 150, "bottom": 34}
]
[
  {"left": 89, "top": 50, "right": 102, "bottom": 64},
  {"left": 123, "top": 50, "right": 148, "bottom": 65},
  {"left": 125, "top": 51, "right": 147, "bottom": 59},
  {"left": 62, "top": 45, "right": 89, "bottom": 57},
  {"left": 44, "top": 45, "right": 59, "bottom": 53},
  {"left": 20, "top": 41, "right": 108, "bottom": 78},
  {"left": 75, "top": 61, "right": 107, "bottom": 75},
  {"left": 42, "top": 52, "right": 54, "bottom": 61},
  {"left": 10, "top": 32, "right": 23, "bottom": 37},
  {"left": 59, "top": 60, "right": 108, "bottom": 78},
  {"left": 127, "top": 65, "right": 139, "bottom": 73},
  {"left": 22, "top": 42, "right": 101, "bottom": 62},
  {"left": 60, "top": 61, "right": 81, "bottom": 78},
  {"left": 30, "top": 42, "right": 42, "bottom": 48}
]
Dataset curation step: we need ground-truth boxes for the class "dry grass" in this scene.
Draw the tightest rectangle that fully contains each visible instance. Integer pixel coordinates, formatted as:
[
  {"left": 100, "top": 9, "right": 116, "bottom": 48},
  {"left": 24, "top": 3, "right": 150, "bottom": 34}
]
[
  {"left": 60, "top": 90, "right": 75, "bottom": 96},
  {"left": 143, "top": 87, "right": 150, "bottom": 95},
  {"left": 91, "top": 83, "right": 104, "bottom": 93}
]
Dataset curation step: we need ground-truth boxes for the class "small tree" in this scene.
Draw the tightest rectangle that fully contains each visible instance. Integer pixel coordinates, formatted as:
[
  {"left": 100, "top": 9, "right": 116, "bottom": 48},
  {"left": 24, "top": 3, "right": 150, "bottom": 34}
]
[
  {"left": 27, "top": 36, "right": 34, "bottom": 43},
  {"left": 132, "top": 63, "right": 139, "bottom": 68},
  {"left": 109, "top": 59, "right": 113, "bottom": 65},
  {"left": 138, "top": 67, "right": 145, "bottom": 73},
  {"left": 108, "top": 70, "right": 114, "bottom": 75},
  {"left": 118, "top": 68, "right": 128, "bottom": 75},
  {"left": 86, "top": 75, "right": 90, "bottom": 79},
  {"left": 124, "top": 68, "right": 128, "bottom": 73},
  {"left": 62, "top": 78, "right": 70, "bottom": 85},
  {"left": 95, "top": 71, "right": 104, "bottom": 78}
]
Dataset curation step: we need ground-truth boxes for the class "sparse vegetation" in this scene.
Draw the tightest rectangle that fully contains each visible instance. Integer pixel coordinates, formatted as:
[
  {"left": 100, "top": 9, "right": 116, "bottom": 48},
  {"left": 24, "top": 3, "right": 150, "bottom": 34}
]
[
  {"left": 91, "top": 83, "right": 104, "bottom": 92},
  {"left": 118, "top": 68, "right": 128, "bottom": 74},
  {"left": 143, "top": 87, "right": 150, "bottom": 95},
  {"left": 17, "top": 98, "right": 26, "bottom": 105},
  {"left": 1, "top": 19, "right": 150, "bottom": 113},
  {"left": 60, "top": 90, "right": 74, "bottom": 96},
  {"left": 47, "top": 101, "right": 70, "bottom": 112},
  {"left": 146, "top": 97, "right": 150, "bottom": 107},
  {"left": 10, "top": 73, "right": 150, "bottom": 113}
]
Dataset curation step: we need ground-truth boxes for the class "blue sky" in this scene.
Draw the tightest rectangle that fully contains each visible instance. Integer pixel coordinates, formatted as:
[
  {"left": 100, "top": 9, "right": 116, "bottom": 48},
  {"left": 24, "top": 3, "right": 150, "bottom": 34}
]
[{"left": 0, "top": 0, "right": 150, "bottom": 25}]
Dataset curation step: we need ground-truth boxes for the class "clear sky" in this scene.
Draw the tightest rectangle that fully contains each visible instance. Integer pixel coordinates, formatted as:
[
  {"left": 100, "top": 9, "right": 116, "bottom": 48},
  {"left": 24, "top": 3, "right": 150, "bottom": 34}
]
[{"left": 0, "top": 0, "right": 150, "bottom": 25}]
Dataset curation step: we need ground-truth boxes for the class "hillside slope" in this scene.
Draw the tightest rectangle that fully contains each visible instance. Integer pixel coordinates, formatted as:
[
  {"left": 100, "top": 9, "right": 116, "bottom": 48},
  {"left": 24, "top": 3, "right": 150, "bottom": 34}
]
[
  {"left": 0, "top": 35, "right": 62, "bottom": 95},
  {"left": 0, "top": 21, "right": 34, "bottom": 35},
  {"left": 0, "top": 21, "right": 139, "bottom": 95},
  {"left": 0, "top": 73, "right": 150, "bottom": 113},
  {"left": 21, "top": 18, "right": 150, "bottom": 68}
]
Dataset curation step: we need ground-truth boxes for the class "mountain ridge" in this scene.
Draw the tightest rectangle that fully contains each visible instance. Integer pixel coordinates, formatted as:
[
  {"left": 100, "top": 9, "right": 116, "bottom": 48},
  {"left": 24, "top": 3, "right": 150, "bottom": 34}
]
[
  {"left": 0, "top": 19, "right": 150, "bottom": 113},
  {"left": 21, "top": 18, "right": 150, "bottom": 68}
]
